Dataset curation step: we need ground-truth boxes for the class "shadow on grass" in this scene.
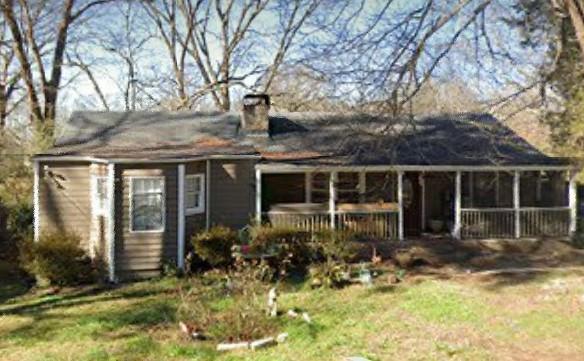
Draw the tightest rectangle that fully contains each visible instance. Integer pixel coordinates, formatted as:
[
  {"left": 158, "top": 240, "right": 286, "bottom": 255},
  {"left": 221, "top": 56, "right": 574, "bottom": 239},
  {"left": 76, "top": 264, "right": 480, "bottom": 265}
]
[
  {"left": 3, "top": 294, "right": 177, "bottom": 343},
  {"left": 0, "top": 283, "right": 170, "bottom": 316}
]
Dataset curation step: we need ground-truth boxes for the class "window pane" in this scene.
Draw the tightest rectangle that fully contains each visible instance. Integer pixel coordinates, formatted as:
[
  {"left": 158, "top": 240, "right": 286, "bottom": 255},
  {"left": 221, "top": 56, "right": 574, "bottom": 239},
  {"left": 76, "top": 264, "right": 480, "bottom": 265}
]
[
  {"left": 132, "top": 193, "right": 163, "bottom": 231},
  {"left": 186, "top": 192, "right": 197, "bottom": 209}
]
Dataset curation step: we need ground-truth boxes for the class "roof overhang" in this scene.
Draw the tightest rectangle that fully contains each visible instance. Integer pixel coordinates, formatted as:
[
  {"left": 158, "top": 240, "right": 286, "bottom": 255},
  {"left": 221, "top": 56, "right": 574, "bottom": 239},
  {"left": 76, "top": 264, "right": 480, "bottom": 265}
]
[
  {"left": 255, "top": 163, "right": 580, "bottom": 173},
  {"left": 32, "top": 154, "right": 261, "bottom": 164}
]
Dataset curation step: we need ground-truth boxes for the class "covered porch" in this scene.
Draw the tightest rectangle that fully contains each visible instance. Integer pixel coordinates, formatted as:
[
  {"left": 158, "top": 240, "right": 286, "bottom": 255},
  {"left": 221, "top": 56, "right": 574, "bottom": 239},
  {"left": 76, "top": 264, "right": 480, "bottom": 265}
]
[{"left": 255, "top": 165, "right": 578, "bottom": 241}]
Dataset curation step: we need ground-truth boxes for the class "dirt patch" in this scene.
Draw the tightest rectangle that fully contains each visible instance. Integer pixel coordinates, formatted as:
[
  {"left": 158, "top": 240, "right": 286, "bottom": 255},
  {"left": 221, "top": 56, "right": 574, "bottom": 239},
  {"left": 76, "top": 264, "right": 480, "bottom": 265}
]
[{"left": 354, "top": 238, "right": 584, "bottom": 274}]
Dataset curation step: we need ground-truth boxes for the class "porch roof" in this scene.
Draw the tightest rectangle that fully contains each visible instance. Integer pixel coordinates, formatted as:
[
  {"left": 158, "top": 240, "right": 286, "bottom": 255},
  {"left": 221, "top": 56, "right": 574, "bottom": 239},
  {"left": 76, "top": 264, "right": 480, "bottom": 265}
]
[{"left": 37, "top": 110, "right": 572, "bottom": 167}]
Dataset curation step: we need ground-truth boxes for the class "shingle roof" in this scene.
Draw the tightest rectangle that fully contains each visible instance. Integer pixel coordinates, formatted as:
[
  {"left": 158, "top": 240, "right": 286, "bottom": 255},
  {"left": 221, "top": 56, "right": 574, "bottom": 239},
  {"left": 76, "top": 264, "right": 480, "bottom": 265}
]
[{"left": 38, "top": 110, "right": 570, "bottom": 166}]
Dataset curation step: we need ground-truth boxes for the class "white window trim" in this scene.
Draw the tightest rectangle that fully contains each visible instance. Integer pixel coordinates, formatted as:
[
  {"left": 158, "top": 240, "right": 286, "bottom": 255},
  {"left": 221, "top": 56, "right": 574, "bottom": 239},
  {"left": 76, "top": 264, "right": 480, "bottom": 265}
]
[
  {"left": 129, "top": 176, "right": 166, "bottom": 233},
  {"left": 185, "top": 173, "right": 205, "bottom": 215},
  {"left": 91, "top": 175, "right": 108, "bottom": 217}
]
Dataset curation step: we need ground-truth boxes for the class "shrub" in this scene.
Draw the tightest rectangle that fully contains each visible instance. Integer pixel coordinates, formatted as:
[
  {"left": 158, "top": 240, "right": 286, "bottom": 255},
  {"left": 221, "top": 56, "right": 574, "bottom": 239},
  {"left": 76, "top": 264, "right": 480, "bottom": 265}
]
[
  {"left": 19, "top": 232, "right": 97, "bottom": 286},
  {"left": 248, "top": 225, "right": 314, "bottom": 268},
  {"left": 308, "top": 260, "right": 350, "bottom": 288},
  {"left": 313, "top": 229, "right": 358, "bottom": 263},
  {"left": 7, "top": 203, "right": 33, "bottom": 239},
  {"left": 192, "top": 226, "right": 238, "bottom": 267}
]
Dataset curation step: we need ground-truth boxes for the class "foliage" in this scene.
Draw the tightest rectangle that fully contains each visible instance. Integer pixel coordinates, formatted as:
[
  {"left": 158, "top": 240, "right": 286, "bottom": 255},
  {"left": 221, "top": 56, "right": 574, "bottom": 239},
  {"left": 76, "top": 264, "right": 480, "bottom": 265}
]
[
  {"left": 308, "top": 260, "right": 350, "bottom": 289},
  {"left": 312, "top": 229, "right": 359, "bottom": 263},
  {"left": 192, "top": 226, "right": 238, "bottom": 267},
  {"left": 6, "top": 203, "right": 33, "bottom": 239},
  {"left": 19, "top": 232, "right": 99, "bottom": 286},
  {"left": 248, "top": 225, "right": 314, "bottom": 269}
]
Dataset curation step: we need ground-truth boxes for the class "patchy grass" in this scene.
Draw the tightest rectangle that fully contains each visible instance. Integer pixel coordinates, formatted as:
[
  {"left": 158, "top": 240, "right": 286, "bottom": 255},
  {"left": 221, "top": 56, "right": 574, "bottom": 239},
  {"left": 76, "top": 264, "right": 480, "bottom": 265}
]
[{"left": 2, "top": 268, "right": 584, "bottom": 361}]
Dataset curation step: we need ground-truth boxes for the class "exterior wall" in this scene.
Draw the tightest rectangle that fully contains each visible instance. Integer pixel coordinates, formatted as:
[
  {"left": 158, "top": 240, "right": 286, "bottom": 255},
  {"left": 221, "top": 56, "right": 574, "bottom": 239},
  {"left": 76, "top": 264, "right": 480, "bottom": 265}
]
[
  {"left": 38, "top": 161, "right": 91, "bottom": 249},
  {"left": 210, "top": 159, "right": 256, "bottom": 229},
  {"left": 116, "top": 164, "right": 178, "bottom": 279}
]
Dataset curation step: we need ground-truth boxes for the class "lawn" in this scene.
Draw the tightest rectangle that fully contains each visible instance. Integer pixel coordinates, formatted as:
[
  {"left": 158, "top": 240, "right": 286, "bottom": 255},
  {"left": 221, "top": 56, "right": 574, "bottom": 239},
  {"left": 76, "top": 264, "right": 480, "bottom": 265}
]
[{"left": 1, "top": 266, "right": 584, "bottom": 361}]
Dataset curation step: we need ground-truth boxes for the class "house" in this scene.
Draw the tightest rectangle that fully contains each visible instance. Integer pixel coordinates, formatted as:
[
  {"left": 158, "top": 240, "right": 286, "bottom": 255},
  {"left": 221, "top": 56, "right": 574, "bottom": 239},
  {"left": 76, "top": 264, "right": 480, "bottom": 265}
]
[{"left": 33, "top": 94, "right": 580, "bottom": 281}]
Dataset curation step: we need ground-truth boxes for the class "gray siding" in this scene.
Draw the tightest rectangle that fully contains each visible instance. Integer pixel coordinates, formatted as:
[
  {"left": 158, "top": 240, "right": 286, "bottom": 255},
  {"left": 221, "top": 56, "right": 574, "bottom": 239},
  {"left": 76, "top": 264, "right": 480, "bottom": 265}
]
[
  {"left": 209, "top": 159, "right": 256, "bottom": 229},
  {"left": 39, "top": 161, "right": 91, "bottom": 249},
  {"left": 116, "top": 164, "right": 178, "bottom": 279}
]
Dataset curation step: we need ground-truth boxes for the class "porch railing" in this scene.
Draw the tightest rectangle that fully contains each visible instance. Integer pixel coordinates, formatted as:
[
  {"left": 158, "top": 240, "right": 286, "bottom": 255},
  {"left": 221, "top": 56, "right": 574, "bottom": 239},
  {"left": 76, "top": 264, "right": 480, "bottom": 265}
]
[
  {"left": 461, "top": 208, "right": 515, "bottom": 239},
  {"left": 520, "top": 207, "right": 570, "bottom": 237},
  {"left": 265, "top": 210, "right": 399, "bottom": 239},
  {"left": 461, "top": 207, "right": 571, "bottom": 239}
]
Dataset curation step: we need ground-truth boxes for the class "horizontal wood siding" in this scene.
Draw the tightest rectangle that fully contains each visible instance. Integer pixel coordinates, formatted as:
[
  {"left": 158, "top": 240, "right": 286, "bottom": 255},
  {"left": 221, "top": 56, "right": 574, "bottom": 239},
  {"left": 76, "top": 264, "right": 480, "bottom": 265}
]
[
  {"left": 116, "top": 164, "right": 178, "bottom": 279},
  {"left": 39, "top": 161, "right": 91, "bottom": 249},
  {"left": 210, "top": 159, "right": 256, "bottom": 229}
]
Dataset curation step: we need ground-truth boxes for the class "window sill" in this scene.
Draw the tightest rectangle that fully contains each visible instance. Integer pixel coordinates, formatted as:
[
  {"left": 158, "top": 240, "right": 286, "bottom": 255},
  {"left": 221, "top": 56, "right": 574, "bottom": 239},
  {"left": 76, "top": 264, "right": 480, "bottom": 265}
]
[{"left": 186, "top": 209, "right": 205, "bottom": 216}]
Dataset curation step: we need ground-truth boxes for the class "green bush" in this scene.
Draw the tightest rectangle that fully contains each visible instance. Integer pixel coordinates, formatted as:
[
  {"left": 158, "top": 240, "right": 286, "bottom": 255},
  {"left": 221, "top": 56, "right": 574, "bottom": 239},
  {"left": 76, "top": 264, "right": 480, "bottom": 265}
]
[
  {"left": 248, "top": 225, "right": 314, "bottom": 268},
  {"left": 7, "top": 203, "right": 33, "bottom": 239},
  {"left": 19, "top": 232, "right": 97, "bottom": 286},
  {"left": 313, "top": 229, "right": 359, "bottom": 263},
  {"left": 192, "top": 226, "right": 238, "bottom": 267}
]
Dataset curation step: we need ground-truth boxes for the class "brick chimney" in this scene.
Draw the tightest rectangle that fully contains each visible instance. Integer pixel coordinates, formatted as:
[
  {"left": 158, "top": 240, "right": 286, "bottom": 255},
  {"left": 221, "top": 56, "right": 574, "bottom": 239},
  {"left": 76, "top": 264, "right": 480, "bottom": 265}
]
[{"left": 241, "top": 94, "right": 270, "bottom": 135}]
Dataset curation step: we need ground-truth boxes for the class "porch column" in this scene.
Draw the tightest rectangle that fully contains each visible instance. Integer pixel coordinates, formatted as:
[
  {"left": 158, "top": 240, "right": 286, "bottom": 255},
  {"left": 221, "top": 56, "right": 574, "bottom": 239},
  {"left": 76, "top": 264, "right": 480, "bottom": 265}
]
[
  {"left": 514, "top": 170, "right": 521, "bottom": 239},
  {"left": 255, "top": 168, "right": 262, "bottom": 224},
  {"left": 206, "top": 160, "right": 211, "bottom": 230},
  {"left": 305, "top": 172, "right": 312, "bottom": 203},
  {"left": 33, "top": 160, "right": 40, "bottom": 243},
  {"left": 106, "top": 163, "right": 116, "bottom": 282},
  {"left": 397, "top": 171, "right": 404, "bottom": 241},
  {"left": 177, "top": 164, "right": 185, "bottom": 271},
  {"left": 569, "top": 170, "right": 578, "bottom": 236},
  {"left": 453, "top": 171, "right": 461, "bottom": 240},
  {"left": 329, "top": 172, "right": 337, "bottom": 229}
]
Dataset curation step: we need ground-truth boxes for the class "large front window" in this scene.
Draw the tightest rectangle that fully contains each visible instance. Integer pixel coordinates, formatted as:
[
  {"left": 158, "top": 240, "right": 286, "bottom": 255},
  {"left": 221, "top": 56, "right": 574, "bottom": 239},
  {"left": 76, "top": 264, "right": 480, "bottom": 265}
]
[{"left": 130, "top": 177, "right": 165, "bottom": 232}]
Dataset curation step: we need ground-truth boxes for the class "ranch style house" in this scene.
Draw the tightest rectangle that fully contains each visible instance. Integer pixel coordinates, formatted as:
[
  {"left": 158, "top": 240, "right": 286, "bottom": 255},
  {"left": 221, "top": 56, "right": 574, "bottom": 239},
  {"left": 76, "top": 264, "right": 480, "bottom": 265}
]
[{"left": 33, "top": 94, "right": 580, "bottom": 281}]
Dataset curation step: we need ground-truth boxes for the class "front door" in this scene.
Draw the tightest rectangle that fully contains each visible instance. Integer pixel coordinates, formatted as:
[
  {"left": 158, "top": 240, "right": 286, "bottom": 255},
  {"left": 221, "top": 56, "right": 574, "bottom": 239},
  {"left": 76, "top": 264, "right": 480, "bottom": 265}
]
[{"left": 403, "top": 172, "right": 422, "bottom": 237}]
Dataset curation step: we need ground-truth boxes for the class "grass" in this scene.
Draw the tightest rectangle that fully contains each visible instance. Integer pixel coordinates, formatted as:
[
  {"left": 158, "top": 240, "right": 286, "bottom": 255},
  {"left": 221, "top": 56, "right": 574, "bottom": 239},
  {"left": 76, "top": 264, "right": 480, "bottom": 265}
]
[{"left": 2, "top": 268, "right": 584, "bottom": 361}]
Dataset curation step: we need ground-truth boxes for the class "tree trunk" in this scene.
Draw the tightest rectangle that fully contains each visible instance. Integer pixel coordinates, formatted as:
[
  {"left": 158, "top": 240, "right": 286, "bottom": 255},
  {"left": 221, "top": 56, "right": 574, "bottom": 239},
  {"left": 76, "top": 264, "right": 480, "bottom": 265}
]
[{"left": 566, "top": 0, "right": 584, "bottom": 61}]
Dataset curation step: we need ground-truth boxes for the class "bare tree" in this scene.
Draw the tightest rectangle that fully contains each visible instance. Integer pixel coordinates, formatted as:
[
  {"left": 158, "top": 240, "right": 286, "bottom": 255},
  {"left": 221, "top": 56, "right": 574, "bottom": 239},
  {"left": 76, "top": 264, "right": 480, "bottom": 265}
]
[
  {"left": 143, "top": 0, "right": 325, "bottom": 111},
  {"left": 0, "top": 0, "right": 112, "bottom": 136},
  {"left": 0, "top": 17, "right": 22, "bottom": 128}
]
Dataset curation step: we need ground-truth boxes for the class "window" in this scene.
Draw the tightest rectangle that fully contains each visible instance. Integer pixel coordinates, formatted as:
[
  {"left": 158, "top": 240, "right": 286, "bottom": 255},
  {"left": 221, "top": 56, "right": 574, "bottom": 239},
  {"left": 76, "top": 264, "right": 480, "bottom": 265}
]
[
  {"left": 130, "top": 177, "right": 165, "bottom": 232},
  {"left": 185, "top": 174, "right": 205, "bottom": 214},
  {"left": 92, "top": 176, "right": 108, "bottom": 216}
]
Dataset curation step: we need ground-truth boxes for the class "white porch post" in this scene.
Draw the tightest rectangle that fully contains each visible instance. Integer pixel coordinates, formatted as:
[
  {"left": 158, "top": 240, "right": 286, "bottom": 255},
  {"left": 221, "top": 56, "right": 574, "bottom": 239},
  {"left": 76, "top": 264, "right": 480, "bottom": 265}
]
[
  {"left": 453, "top": 171, "right": 461, "bottom": 240},
  {"left": 33, "top": 160, "right": 40, "bottom": 242},
  {"left": 255, "top": 168, "right": 262, "bottom": 224},
  {"left": 305, "top": 172, "right": 312, "bottom": 203},
  {"left": 106, "top": 163, "right": 116, "bottom": 282},
  {"left": 397, "top": 171, "right": 404, "bottom": 241},
  {"left": 329, "top": 172, "right": 337, "bottom": 229},
  {"left": 514, "top": 170, "right": 521, "bottom": 239},
  {"left": 569, "top": 170, "right": 578, "bottom": 236},
  {"left": 419, "top": 173, "right": 426, "bottom": 233},
  {"left": 177, "top": 164, "right": 185, "bottom": 270}
]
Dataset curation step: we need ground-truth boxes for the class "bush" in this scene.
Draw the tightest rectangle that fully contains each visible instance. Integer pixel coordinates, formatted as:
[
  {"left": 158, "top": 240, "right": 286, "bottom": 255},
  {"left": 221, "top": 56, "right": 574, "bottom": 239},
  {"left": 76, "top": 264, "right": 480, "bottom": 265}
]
[
  {"left": 313, "top": 229, "right": 358, "bottom": 263},
  {"left": 192, "top": 226, "right": 238, "bottom": 267},
  {"left": 19, "top": 232, "right": 99, "bottom": 286},
  {"left": 7, "top": 203, "right": 33, "bottom": 239},
  {"left": 248, "top": 225, "right": 314, "bottom": 268}
]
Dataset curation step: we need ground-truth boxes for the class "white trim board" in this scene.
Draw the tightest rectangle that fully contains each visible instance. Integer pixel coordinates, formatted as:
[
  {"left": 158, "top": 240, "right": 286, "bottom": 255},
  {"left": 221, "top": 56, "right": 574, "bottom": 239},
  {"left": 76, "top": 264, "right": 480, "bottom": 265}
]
[
  {"left": 127, "top": 176, "right": 166, "bottom": 234},
  {"left": 33, "top": 161, "right": 40, "bottom": 242},
  {"left": 177, "top": 165, "right": 185, "bottom": 271}
]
